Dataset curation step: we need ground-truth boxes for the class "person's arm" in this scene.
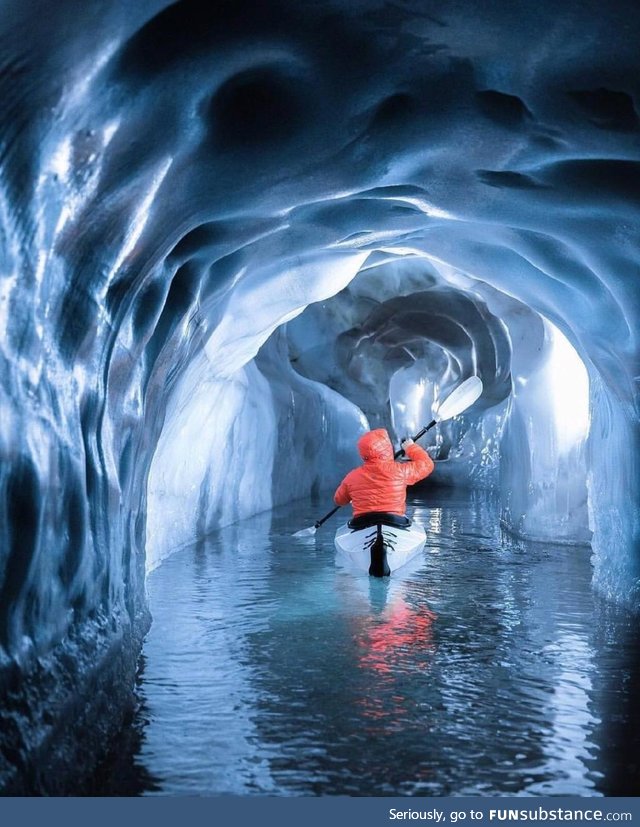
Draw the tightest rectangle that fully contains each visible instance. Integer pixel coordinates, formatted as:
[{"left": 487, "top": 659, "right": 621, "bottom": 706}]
[
  {"left": 400, "top": 439, "right": 435, "bottom": 485},
  {"left": 334, "top": 477, "right": 352, "bottom": 506}
]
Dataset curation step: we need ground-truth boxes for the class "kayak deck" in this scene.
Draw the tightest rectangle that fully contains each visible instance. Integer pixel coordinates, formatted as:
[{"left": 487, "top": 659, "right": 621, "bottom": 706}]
[{"left": 334, "top": 520, "right": 427, "bottom": 576}]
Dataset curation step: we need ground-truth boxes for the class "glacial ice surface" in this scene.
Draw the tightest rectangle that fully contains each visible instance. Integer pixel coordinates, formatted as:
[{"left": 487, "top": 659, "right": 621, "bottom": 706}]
[{"left": 1, "top": 0, "right": 639, "bottom": 790}]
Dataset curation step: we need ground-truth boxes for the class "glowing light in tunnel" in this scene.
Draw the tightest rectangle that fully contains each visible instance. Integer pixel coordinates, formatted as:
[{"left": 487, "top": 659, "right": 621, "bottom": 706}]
[
  {"left": 399, "top": 375, "right": 427, "bottom": 434},
  {"left": 389, "top": 359, "right": 441, "bottom": 441},
  {"left": 544, "top": 321, "right": 590, "bottom": 451}
]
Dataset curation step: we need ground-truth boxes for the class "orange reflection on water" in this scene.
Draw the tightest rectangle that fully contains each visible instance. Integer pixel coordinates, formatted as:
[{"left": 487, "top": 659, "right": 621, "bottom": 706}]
[
  {"left": 351, "top": 594, "right": 438, "bottom": 729},
  {"left": 354, "top": 595, "right": 437, "bottom": 675},
  {"left": 353, "top": 595, "right": 437, "bottom": 734}
]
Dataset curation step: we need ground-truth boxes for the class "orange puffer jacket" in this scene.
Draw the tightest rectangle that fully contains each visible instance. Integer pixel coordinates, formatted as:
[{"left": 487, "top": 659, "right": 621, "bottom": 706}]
[{"left": 334, "top": 429, "right": 434, "bottom": 517}]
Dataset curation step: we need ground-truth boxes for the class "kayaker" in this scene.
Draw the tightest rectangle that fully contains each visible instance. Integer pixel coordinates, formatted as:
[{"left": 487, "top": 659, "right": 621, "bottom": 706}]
[{"left": 334, "top": 429, "right": 434, "bottom": 528}]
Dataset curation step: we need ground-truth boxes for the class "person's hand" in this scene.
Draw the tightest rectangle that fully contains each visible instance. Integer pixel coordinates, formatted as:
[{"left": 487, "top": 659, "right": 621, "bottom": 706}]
[{"left": 401, "top": 438, "right": 414, "bottom": 451}]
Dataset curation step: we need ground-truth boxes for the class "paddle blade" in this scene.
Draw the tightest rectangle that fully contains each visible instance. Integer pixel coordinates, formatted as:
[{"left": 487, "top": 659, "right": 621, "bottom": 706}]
[
  {"left": 435, "top": 376, "right": 483, "bottom": 422},
  {"left": 293, "top": 525, "right": 317, "bottom": 538}
]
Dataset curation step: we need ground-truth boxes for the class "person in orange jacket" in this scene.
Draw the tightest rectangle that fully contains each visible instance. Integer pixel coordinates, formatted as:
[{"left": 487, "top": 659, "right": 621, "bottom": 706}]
[{"left": 334, "top": 428, "right": 434, "bottom": 526}]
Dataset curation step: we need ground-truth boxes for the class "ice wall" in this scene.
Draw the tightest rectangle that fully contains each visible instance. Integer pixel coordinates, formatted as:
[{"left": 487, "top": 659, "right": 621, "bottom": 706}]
[
  {"left": 147, "top": 334, "right": 367, "bottom": 569},
  {"left": 146, "top": 251, "right": 369, "bottom": 566},
  {"left": 1, "top": 0, "right": 639, "bottom": 791},
  {"left": 500, "top": 321, "right": 591, "bottom": 545},
  {"left": 588, "top": 374, "right": 640, "bottom": 606}
]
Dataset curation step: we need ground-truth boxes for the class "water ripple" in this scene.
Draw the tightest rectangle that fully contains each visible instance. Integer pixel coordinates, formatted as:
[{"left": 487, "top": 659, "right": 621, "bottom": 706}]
[{"left": 126, "top": 489, "right": 640, "bottom": 796}]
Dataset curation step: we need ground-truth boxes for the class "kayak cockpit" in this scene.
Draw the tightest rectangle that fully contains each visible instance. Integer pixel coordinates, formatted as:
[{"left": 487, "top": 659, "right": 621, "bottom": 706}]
[
  {"left": 347, "top": 511, "right": 411, "bottom": 530},
  {"left": 335, "top": 517, "right": 426, "bottom": 577}
]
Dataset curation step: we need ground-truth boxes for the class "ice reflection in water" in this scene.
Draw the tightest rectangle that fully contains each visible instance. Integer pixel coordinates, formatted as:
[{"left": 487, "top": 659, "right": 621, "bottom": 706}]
[{"left": 130, "top": 488, "right": 639, "bottom": 796}]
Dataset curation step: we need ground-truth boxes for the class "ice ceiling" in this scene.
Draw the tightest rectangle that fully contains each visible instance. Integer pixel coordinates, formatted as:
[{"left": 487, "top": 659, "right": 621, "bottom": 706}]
[{"left": 0, "top": 0, "right": 639, "bottom": 790}]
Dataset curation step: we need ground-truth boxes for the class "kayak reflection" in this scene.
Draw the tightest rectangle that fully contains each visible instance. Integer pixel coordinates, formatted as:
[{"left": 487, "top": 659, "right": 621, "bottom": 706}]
[
  {"left": 351, "top": 589, "right": 437, "bottom": 731},
  {"left": 355, "top": 593, "right": 437, "bottom": 676}
]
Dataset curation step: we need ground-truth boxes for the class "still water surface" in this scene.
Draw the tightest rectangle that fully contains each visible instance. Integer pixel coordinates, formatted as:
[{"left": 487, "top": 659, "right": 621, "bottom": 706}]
[{"left": 123, "top": 489, "right": 639, "bottom": 795}]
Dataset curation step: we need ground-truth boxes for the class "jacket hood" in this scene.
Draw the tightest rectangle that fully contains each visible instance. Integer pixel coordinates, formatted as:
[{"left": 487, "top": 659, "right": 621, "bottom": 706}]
[{"left": 357, "top": 429, "right": 394, "bottom": 462}]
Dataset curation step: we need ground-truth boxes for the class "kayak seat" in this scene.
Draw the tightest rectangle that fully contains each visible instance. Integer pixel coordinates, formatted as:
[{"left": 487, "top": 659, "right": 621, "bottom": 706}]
[{"left": 348, "top": 511, "right": 411, "bottom": 530}]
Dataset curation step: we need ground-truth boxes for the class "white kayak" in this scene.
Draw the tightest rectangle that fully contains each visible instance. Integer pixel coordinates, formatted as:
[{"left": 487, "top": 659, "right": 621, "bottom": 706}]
[{"left": 334, "top": 518, "right": 427, "bottom": 577}]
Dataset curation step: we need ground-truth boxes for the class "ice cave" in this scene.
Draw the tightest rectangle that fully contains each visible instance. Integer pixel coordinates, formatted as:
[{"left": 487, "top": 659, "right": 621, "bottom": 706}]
[{"left": 0, "top": 0, "right": 639, "bottom": 797}]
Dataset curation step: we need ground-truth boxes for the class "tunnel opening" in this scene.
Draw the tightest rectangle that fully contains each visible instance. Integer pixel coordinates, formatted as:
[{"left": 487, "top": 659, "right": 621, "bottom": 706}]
[{"left": 146, "top": 249, "right": 594, "bottom": 571}]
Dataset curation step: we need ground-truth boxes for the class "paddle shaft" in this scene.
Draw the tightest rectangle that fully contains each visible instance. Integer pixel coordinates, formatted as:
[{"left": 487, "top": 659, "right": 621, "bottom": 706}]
[{"left": 313, "top": 418, "right": 437, "bottom": 529}]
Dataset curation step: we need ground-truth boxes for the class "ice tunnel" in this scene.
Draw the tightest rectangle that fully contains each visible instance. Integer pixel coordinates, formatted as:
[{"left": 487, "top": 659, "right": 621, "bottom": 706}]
[{"left": 1, "top": 0, "right": 639, "bottom": 794}]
